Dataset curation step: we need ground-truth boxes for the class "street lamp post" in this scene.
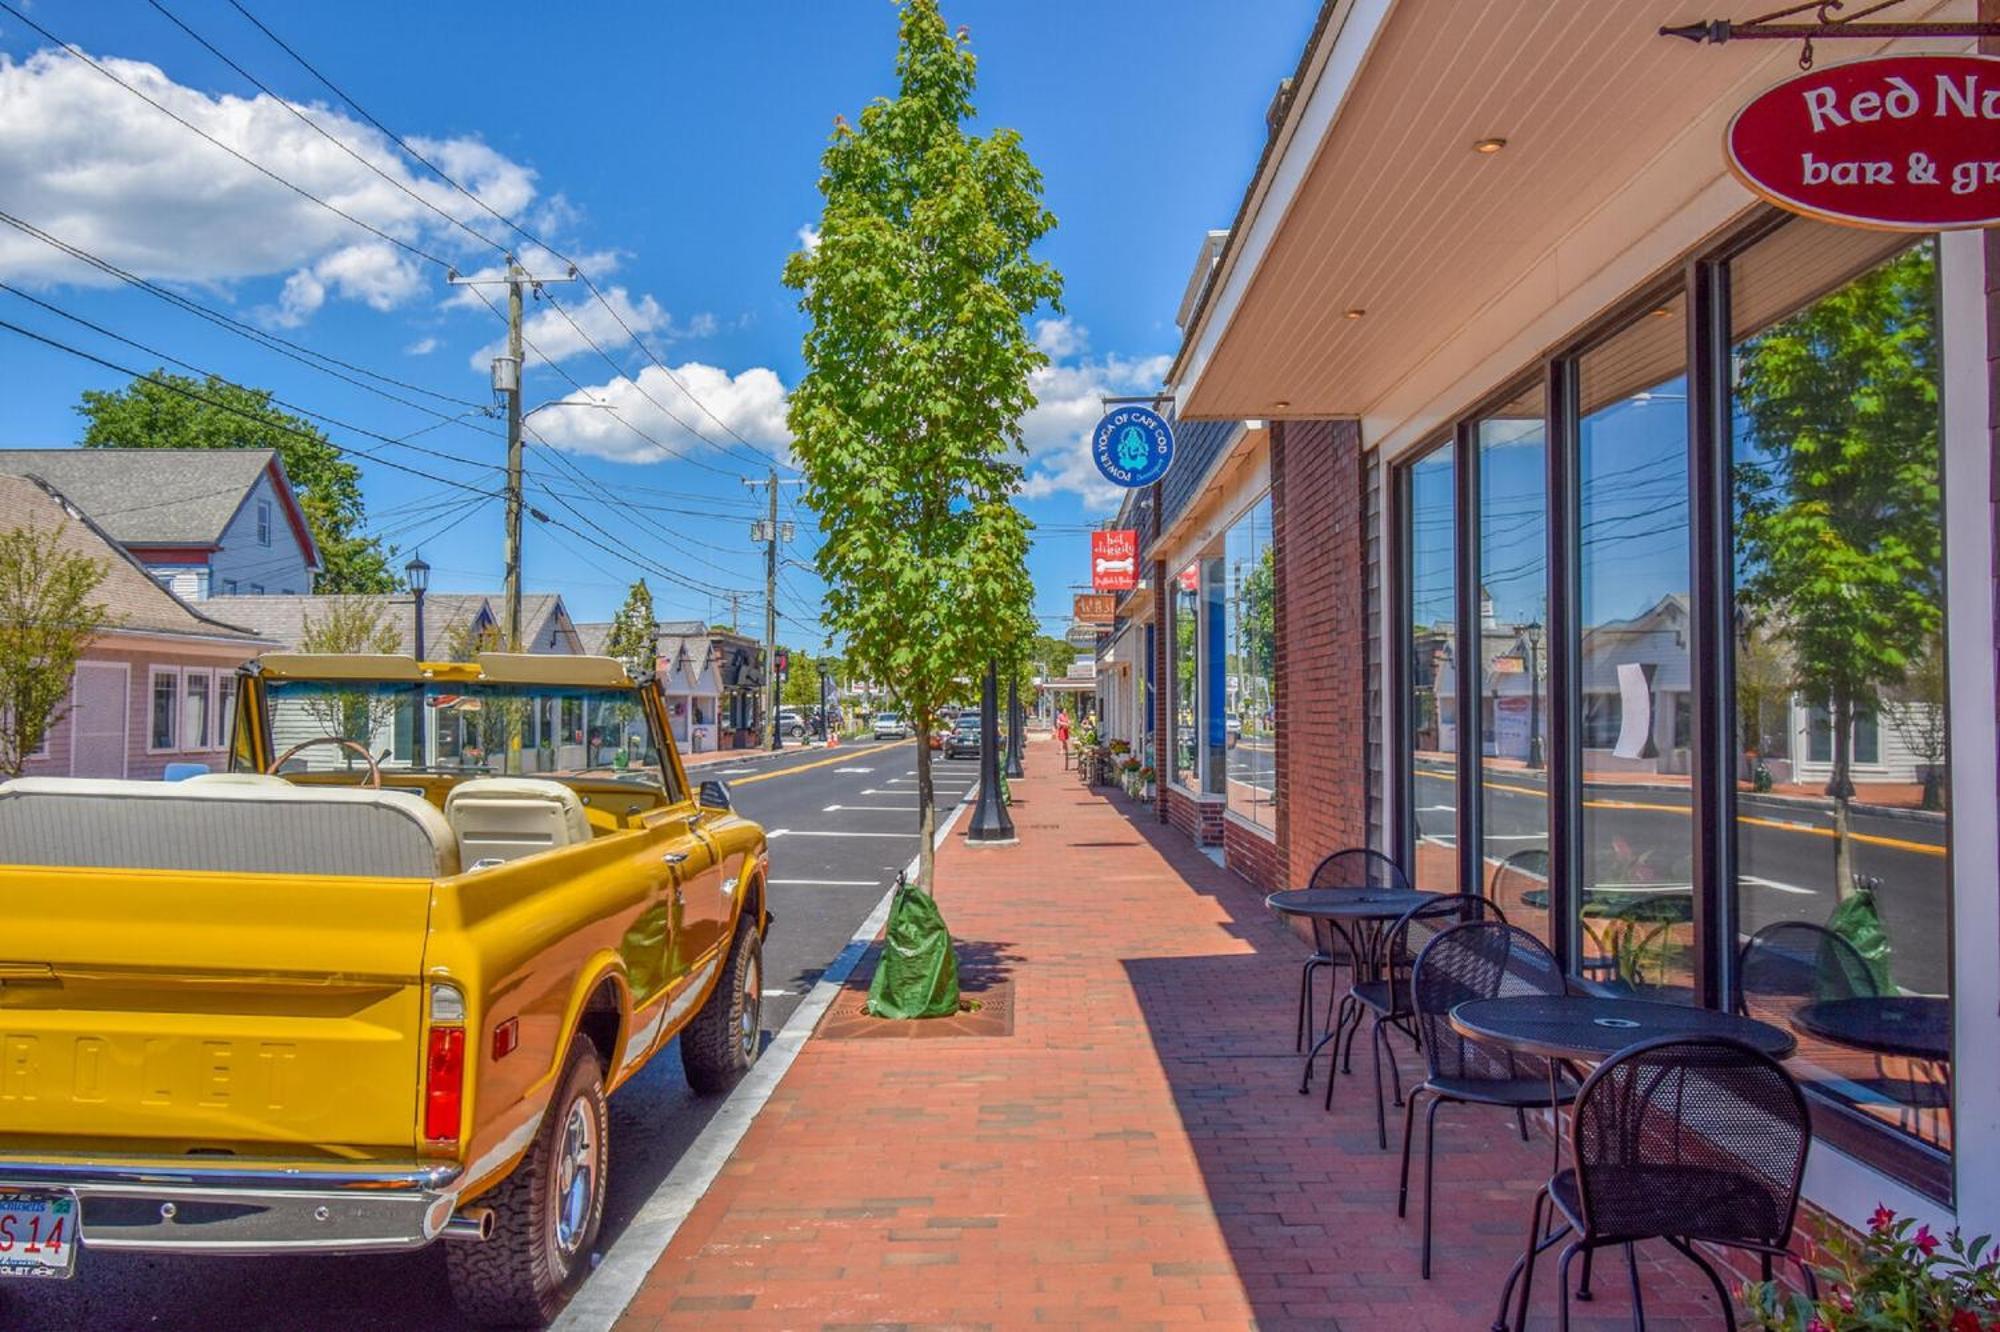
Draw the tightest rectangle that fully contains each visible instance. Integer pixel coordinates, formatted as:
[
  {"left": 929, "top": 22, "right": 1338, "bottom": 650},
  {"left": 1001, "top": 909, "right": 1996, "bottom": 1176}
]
[
  {"left": 818, "top": 662, "right": 832, "bottom": 742},
  {"left": 967, "top": 658, "right": 1015, "bottom": 842},
  {"left": 405, "top": 553, "right": 430, "bottom": 764},
  {"left": 1005, "top": 671, "right": 1024, "bottom": 779}
]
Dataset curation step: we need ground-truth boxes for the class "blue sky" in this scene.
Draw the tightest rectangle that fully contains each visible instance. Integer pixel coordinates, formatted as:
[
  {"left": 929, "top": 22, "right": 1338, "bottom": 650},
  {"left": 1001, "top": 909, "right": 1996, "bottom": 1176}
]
[{"left": 0, "top": 0, "right": 1318, "bottom": 642}]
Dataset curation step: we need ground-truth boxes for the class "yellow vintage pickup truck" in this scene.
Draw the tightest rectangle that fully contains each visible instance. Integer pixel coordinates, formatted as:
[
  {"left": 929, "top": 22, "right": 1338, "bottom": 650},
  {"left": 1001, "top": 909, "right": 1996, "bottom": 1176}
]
[{"left": 0, "top": 652, "right": 770, "bottom": 1325}]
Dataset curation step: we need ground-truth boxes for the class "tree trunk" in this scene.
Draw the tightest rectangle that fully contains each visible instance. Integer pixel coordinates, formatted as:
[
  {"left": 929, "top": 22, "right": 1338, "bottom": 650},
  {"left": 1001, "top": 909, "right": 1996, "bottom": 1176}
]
[
  {"left": 914, "top": 718, "right": 936, "bottom": 894},
  {"left": 1829, "top": 690, "right": 1856, "bottom": 901}
]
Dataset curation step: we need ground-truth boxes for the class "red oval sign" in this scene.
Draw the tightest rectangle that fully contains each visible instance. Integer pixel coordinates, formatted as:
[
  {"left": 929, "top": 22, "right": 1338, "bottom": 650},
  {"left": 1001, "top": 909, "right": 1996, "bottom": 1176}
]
[{"left": 1727, "top": 54, "right": 2000, "bottom": 231}]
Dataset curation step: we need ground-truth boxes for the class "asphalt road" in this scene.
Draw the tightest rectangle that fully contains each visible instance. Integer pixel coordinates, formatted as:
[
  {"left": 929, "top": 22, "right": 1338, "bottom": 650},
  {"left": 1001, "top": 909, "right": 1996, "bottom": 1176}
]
[
  {"left": 1412, "top": 760, "right": 1950, "bottom": 993},
  {"left": 2, "top": 738, "right": 981, "bottom": 1332}
]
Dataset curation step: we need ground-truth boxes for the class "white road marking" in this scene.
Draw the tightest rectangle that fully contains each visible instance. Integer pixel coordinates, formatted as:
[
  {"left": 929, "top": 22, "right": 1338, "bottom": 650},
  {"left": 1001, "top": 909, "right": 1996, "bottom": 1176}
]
[
  {"left": 760, "top": 988, "right": 794, "bottom": 997},
  {"left": 766, "top": 828, "right": 790, "bottom": 839},
  {"left": 1418, "top": 804, "right": 1457, "bottom": 813},
  {"left": 556, "top": 785, "right": 980, "bottom": 1330},
  {"left": 772, "top": 828, "right": 916, "bottom": 839},
  {"left": 825, "top": 803, "right": 921, "bottom": 813},
  {"left": 768, "top": 878, "right": 881, "bottom": 887},
  {"left": 834, "top": 766, "right": 875, "bottom": 774},
  {"left": 1741, "top": 874, "right": 1818, "bottom": 897},
  {"left": 714, "top": 767, "right": 759, "bottom": 775},
  {"left": 859, "top": 789, "right": 924, "bottom": 798}
]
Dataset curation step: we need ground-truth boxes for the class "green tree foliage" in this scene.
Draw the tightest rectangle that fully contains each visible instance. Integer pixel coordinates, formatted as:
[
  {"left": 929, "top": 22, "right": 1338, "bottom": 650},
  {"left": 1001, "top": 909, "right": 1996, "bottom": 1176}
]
[
  {"left": 0, "top": 521, "right": 118, "bottom": 776},
  {"left": 77, "top": 372, "right": 399, "bottom": 593},
  {"left": 604, "top": 580, "right": 657, "bottom": 674},
  {"left": 783, "top": 0, "right": 1058, "bottom": 889},
  {"left": 1734, "top": 241, "right": 1942, "bottom": 898},
  {"left": 296, "top": 597, "right": 402, "bottom": 754}
]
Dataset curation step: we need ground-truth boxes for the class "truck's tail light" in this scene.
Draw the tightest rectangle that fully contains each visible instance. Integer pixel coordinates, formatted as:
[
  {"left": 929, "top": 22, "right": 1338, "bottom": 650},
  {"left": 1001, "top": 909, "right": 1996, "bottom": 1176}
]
[{"left": 425, "top": 983, "right": 467, "bottom": 1144}]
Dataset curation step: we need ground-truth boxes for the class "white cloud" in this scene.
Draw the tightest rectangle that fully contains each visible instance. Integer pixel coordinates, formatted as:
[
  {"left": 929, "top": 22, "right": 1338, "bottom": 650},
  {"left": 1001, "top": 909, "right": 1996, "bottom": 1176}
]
[
  {"left": 467, "top": 284, "right": 717, "bottom": 371},
  {"left": 0, "top": 47, "right": 535, "bottom": 318},
  {"left": 795, "top": 223, "right": 820, "bottom": 253},
  {"left": 526, "top": 361, "right": 792, "bottom": 465},
  {"left": 1016, "top": 331, "right": 1173, "bottom": 511},
  {"left": 404, "top": 336, "right": 439, "bottom": 356}
]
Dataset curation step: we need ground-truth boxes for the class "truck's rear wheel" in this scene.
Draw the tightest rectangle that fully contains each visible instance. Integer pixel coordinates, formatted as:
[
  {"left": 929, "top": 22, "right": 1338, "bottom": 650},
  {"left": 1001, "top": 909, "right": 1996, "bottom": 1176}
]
[
  {"left": 446, "top": 1035, "right": 608, "bottom": 1327},
  {"left": 681, "top": 915, "right": 762, "bottom": 1094}
]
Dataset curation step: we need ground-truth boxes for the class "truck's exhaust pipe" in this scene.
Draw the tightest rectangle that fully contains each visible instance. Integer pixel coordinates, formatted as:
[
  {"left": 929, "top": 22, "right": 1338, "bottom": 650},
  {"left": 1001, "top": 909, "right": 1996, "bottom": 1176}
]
[{"left": 441, "top": 1207, "right": 494, "bottom": 1242}]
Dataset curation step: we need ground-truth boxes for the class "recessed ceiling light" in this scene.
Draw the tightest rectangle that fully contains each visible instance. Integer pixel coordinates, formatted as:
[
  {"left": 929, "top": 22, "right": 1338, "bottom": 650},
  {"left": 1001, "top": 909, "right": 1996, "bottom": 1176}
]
[
  {"left": 1274, "top": 401, "right": 1291, "bottom": 411},
  {"left": 1652, "top": 306, "right": 1676, "bottom": 318},
  {"left": 1473, "top": 137, "right": 1508, "bottom": 154},
  {"left": 1345, "top": 307, "right": 1366, "bottom": 320}
]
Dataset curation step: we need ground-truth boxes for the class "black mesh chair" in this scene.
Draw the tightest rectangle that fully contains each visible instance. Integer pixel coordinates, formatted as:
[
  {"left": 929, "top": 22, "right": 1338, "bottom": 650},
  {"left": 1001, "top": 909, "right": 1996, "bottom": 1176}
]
[
  {"left": 1501, "top": 1036, "right": 1814, "bottom": 1332},
  {"left": 1334, "top": 893, "right": 1504, "bottom": 1150},
  {"left": 1737, "top": 920, "right": 1879, "bottom": 1010},
  {"left": 1293, "top": 849, "right": 1412, "bottom": 1056},
  {"left": 1400, "top": 920, "right": 1573, "bottom": 1277}
]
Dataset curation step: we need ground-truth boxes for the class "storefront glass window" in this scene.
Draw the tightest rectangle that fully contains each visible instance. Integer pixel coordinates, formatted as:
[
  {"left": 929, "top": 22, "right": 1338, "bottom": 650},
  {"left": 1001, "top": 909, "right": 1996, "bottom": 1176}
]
[
  {"left": 1730, "top": 224, "right": 1951, "bottom": 1158},
  {"left": 1478, "top": 384, "right": 1549, "bottom": 940},
  {"left": 1574, "top": 292, "right": 1695, "bottom": 999},
  {"left": 1404, "top": 444, "right": 1457, "bottom": 892},
  {"left": 1170, "top": 562, "right": 1200, "bottom": 790},
  {"left": 1223, "top": 495, "right": 1276, "bottom": 829}
]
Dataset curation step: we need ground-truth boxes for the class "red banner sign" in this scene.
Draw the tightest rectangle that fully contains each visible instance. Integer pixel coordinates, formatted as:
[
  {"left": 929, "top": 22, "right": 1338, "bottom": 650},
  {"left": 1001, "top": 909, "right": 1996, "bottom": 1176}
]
[
  {"left": 1091, "top": 528, "right": 1139, "bottom": 591},
  {"left": 1727, "top": 55, "right": 2000, "bottom": 232}
]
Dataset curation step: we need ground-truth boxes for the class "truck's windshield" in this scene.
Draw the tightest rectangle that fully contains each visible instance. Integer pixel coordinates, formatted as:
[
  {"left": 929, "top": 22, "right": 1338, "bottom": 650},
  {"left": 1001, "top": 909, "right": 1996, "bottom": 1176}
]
[{"left": 261, "top": 679, "right": 667, "bottom": 785}]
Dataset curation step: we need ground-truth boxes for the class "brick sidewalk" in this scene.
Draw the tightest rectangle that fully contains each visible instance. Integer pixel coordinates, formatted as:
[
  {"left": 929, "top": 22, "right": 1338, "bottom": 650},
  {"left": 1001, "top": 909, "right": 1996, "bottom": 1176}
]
[{"left": 613, "top": 741, "right": 1736, "bottom": 1330}]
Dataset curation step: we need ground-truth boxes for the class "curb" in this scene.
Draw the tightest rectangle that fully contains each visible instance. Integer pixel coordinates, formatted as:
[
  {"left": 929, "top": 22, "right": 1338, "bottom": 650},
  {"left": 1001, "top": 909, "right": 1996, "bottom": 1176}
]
[{"left": 552, "top": 783, "right": 980, "bottom": 1331}]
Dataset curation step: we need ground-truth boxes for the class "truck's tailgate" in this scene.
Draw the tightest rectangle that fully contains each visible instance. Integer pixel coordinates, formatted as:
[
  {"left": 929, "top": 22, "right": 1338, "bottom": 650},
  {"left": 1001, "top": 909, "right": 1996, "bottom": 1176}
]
[{"left": 0, "top": 865, "right": 432, "bottom": 1155}]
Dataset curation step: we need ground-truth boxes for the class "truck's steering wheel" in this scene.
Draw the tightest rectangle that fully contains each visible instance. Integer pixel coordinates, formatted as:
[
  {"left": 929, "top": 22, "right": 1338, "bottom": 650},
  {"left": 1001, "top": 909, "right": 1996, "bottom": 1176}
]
[{"left": 267, "top": 736, "right": 383, "bottom": 788}]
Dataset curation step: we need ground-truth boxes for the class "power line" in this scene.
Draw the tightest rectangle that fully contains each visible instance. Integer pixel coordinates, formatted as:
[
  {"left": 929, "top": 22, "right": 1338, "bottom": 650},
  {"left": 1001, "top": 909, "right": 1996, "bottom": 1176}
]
[
  {"left": 0, "top": 283, "right": 503, "bottom": 477},
  {"left": 223, "top": 0, "right": 795, "bottom": 474},
  {"left": 0, "top": 1, "right": 452, "bottom": 273},
  {"left": 4, "top": 209, "right": 485, "bottom": 410},
  {"left": 144, "top": 0, "right": 508, "bottom": 261},
  {"left": 0, "top": 317, "right": 502, "bottom": 498}
]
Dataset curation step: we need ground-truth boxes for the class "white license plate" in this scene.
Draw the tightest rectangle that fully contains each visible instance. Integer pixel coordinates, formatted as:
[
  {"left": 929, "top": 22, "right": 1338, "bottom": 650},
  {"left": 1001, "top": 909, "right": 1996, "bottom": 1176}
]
[{"left": 0, "top": 1191, "right": 78, "bottom": 1279}]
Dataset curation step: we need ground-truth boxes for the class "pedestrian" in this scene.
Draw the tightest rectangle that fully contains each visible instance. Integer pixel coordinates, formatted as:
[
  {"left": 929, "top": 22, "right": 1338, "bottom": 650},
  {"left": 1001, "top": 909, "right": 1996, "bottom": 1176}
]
[{"left": 1055, "top": 707, "right": 1070, "bottom": 769}]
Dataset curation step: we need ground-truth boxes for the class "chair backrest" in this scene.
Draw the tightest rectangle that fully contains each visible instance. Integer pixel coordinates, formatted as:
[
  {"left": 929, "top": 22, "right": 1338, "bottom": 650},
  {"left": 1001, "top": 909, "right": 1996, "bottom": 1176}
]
[
  {"left": 1410, "top": 920, "right": 1563, "bottom": 1082},
  {"left": 1569, "top": 1036, "right": 1809, "bottom": 1248},
  {"left": 1383, "top": 893, "right": 1505, "bottom": 1003},
  {"left": 1308, "top": 848, "right": 1410, "bottom": 892},
  {"left": 1737, "top": 921, "right": 1880, "bottom": 1018}
]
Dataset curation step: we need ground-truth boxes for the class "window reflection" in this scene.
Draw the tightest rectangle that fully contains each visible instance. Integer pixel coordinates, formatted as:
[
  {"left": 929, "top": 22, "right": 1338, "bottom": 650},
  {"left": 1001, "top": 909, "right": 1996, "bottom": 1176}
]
[
  {"left": 1574, "top": 293, "right": 1695, "bottom": 999},
  {"left": 1478, "top": 384, "right": 1550, "bottom": 940},
  {"left": 1405, "top": 445, "right": 1457, "bottom": 892},
  {"left": 1223, "top": 496, "right": 1277, "bottom": 828},
  {"left": 1171, "top": 562, "right": 1200, "bottom": 789},
  {"left": 1731, "top": 226, "right": 1950, "bottom": 1154}
]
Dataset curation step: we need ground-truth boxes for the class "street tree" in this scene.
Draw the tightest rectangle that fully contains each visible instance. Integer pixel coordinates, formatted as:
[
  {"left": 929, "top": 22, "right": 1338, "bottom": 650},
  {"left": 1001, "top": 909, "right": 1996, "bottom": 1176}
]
[
  {"left": 783, "top": 0, "right": 1059, "bottom": 892},
  {"left": 604, "top": 580, "right": 657, "bottom": 674},
  {"left": 0, "top": 521, "right": 117, "bottom": 777},
  {"left": 1734, "top": 241, "right": 1942, "bottom": 899},
  {"left": 78, "top": 372, "right": 399, "bottom": 593},
  {"left": 1887, "top": 633, "right": 1948, "bottom": 812}
]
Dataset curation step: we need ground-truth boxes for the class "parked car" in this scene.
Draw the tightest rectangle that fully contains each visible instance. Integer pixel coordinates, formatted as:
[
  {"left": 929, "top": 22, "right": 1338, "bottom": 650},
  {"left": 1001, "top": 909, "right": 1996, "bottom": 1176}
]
[
  {"left": 943, "top": 712, "right": 987, "bottom": 759},
  {"left": 776, "top": 708, "right": 808, "bottom": 740},
  {"left": 873, "top": 712, "right": 909, "bottom": 740},
  {"left": 0, "top": 652, "right": 771, "bottom": 1326}
]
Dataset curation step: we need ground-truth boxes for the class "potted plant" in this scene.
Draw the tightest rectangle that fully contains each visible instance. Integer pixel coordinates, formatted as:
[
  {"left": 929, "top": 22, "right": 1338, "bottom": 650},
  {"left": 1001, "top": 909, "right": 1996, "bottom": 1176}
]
[
  {"left": 1743, "top": 1207, "right": 2000, "bottom": 1330},
  {"left": 1139, "top": 764, "right": 1156, "bottom": 801},
  {"left": 1119, "top": 755, "right": 1143, "bottom": 795}
]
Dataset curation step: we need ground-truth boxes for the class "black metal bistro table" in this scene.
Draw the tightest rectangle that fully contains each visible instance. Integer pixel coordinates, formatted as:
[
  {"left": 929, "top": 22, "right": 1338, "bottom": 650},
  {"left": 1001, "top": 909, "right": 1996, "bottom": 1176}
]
[
  {"left": 1267, "top": 887, "right": 1438, "bottom": 1091},
  {"left": 1454, "top": 994, "right": 1796, "bottom": 1331},
  {"left": 1793, "top": 996, "right": 1949, "bottom": 1063},
  {"left": 1450, "top": 993, "right": 1797, "bottom": 1065}
]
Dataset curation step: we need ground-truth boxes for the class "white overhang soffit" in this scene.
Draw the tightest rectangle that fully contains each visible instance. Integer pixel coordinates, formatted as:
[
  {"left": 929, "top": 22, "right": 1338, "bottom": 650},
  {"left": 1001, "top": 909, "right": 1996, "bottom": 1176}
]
[{"left": 1171, "top": 0, "right": 1973, "bottom": 427}]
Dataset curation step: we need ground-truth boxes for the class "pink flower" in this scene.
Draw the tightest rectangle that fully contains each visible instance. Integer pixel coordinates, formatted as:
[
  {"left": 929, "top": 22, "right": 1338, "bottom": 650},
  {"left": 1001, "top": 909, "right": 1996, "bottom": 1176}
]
[
  {"left": 1950, "top": 1312, "right": 1982, "bottom": 1332},
  {"left": 1870, "top": 1204, "right": 1896, "bottom": 1232},
  {"left": 1834, "top": 1285, "right": 1854, "bottom": 1312},
  {"left": 1915, "top": 1225, "right": 1940, "bottom": 1256},
  {"left": 1808, "top": 1319, "right": 1831, "bottom": 1332}
]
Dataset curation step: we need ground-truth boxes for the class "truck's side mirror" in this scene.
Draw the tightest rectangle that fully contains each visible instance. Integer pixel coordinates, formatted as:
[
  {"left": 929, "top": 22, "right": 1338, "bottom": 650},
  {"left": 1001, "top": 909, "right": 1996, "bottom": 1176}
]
[{"left": 697, "top": 779, "right": 733, "bottom": 812}]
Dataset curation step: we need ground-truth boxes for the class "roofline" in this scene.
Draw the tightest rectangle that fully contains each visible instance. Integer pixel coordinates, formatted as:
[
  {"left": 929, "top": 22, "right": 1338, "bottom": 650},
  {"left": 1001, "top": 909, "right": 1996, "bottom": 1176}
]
[
  {"left": 216, "top": 454, "right": 320, "bottom": 574},
  {"left": 1166, "top": 0, "right": 1356, "bottom": 394},
  {"left": 20, "top": 475, "right": 272, "bottom": 643}
]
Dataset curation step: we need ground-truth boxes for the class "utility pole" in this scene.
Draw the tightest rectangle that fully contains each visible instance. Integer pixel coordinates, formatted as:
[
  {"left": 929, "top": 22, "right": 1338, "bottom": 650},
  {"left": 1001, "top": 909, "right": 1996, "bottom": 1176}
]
[
  {"left": 447, "top": 258, "right": 578, "bottom": 652},
  {"left": 743, "top": 471, "right": 801, "bottom": 749}
]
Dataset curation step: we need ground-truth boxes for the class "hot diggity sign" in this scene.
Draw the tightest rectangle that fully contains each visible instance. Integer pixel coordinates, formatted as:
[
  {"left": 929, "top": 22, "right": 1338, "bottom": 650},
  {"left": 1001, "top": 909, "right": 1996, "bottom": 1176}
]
[
  {"left": 1091, "top": 529, "right": 1138, "bottom": 592},
  {"left": 1728, "top": 54, "right": 2000, "bottom": 231}
]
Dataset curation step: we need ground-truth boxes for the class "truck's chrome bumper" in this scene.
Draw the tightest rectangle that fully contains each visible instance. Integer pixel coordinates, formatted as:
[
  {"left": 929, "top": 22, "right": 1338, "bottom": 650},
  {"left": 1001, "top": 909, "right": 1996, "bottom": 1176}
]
[{"left": 0, "top": 1155, "right": 466, "bottom": 1255}]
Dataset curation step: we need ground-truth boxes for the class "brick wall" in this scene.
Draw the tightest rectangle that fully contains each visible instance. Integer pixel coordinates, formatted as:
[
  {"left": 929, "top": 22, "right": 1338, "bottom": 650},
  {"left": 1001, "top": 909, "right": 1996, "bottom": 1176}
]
[
  {"left": 1271, "top": 420, "right": 1369, "bottom": 885},
  {"left": 1163, "top": 784, "right": 1225, "bottom": 846},
  {"left": 1224, "top": 817, "right": 1284, "bottom": 890}
]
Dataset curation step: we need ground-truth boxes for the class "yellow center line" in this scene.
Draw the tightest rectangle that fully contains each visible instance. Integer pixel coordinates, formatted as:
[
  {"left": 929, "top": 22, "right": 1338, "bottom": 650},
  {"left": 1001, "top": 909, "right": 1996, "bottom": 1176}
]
[
  {"left": 723, "top": 740, "right": 909, "bottom": 786},
  {"left": 1417, "top": 768, "right": 1945, "bottom": 857}
]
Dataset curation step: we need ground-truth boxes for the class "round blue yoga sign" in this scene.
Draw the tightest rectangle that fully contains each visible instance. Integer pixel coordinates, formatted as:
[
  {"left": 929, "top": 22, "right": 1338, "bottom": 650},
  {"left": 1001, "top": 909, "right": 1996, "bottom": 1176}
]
[{"left": 1090, "top": 405, "right": 1175, "bottom": 489}]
